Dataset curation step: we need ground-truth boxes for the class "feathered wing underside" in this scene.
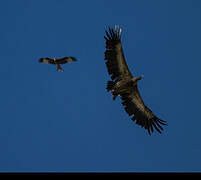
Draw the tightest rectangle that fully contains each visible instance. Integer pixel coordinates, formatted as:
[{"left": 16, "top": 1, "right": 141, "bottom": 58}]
[
  {"left": 39, "top": 57, "right": 77, "bottom": 65},
  {"left": 121, "top": 86, "right": 167, "bottom": 134},
  {"left": 39, "top": 58, "right": 55, "bottom": 64},
  {"left": 55, "top": 57, "right": 77, "bottom": 64},
  {"left": 104, "top": 26, "right": 133, "bottom": 81}
]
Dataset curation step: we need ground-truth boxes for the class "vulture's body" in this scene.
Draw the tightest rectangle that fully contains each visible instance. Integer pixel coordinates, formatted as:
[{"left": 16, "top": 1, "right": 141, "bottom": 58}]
[
  {"left": 39, "top": 57, "right": 77, "bottom": 71},
  {"left": 104, "top": 25, "right": 167, "bottom": 135}
]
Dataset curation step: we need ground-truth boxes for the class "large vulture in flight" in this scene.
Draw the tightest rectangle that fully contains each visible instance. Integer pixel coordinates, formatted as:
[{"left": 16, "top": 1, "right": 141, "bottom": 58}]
[
  {"left": 104, "top": 25, "right": 167, "bottom": 135},
  {"left": 39, "top": 57, "right": 77, "bottom": 72}
]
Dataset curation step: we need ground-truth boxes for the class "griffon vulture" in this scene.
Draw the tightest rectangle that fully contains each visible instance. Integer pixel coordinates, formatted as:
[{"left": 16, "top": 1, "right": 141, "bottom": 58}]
[{"left": 104, "top": 25, "right": 167, "bottom": 135}]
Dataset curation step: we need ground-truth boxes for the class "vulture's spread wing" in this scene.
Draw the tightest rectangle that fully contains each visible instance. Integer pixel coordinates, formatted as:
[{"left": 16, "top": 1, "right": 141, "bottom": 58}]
[
  {"left": 39, "top": 58, "right": 55, "bottom": 64},
  {"left": 104, "top": 26, "right": 133, "bottom": 81},
  {"left": 121, "top": 86, "right": 167, "bottom": 134},
  {"left": 55, "top": 57, "right": 77, "bottom": 64}
]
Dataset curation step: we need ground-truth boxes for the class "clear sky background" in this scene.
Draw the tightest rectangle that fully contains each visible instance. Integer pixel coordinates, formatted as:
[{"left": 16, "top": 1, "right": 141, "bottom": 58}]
[{"left": 0, "top": 0, "right": 201, "bottom": 172}]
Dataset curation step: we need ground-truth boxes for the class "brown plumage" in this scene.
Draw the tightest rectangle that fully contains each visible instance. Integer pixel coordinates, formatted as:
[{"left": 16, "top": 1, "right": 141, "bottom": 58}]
[
  {"left": 39, "top": 57, "right": 77, "bottom": 72},
  {"left": 104, "top": 25, "right": 167, "bottom": 135}
]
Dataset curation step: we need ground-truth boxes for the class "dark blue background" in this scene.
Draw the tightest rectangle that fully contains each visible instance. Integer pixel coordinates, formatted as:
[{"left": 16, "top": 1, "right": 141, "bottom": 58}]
[{"left": 0, "top": 0, "right": 201, "bottom": 172}]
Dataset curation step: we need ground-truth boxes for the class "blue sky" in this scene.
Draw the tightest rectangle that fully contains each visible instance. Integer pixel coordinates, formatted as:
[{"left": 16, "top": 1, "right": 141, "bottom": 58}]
[{"left": 0, "top": 0, "right": 201, "bottom": 172}]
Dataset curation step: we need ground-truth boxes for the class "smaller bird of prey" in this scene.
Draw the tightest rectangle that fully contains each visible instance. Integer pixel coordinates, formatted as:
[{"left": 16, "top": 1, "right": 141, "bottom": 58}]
[{"left": 39, "top": 57, "right": 77, "bottom": 72}]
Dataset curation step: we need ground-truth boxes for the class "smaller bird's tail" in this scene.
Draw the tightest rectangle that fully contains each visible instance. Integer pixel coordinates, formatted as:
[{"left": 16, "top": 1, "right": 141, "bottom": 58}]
[
  {"left": 57, "top": 64, "right": 64, "bottom": 72},
  {"left": 106, "top": 81, "right": 115, "bottom": 91}
]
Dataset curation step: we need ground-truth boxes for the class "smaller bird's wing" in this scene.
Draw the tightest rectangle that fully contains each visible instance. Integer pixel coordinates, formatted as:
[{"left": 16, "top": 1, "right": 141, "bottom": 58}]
[
  {"left": 120, "top": 85, "right": 167, "bottom": 135},
  {"left": 55, "top": 57, "right": 77, "bottom": 64},
  {"left": 104, "top": 25, "right": 133, "bottom": 81},
  {"left": 39, "top": 58, "right": 55, "bottom": 64}
]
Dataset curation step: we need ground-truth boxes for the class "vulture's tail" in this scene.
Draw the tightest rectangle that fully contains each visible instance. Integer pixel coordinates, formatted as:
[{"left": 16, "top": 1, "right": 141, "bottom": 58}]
[
  {"left": 107, "top": 81, "right": 118, "bottom": 100},
  {"left": 106, "top": 81, "right": 115, "bottom": 91}
]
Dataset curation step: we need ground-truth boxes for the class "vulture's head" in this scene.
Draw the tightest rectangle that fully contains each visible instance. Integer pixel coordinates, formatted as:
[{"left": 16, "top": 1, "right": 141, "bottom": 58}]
[{"left": 136, "top": 75, "right": 144, "bottom": 81}]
